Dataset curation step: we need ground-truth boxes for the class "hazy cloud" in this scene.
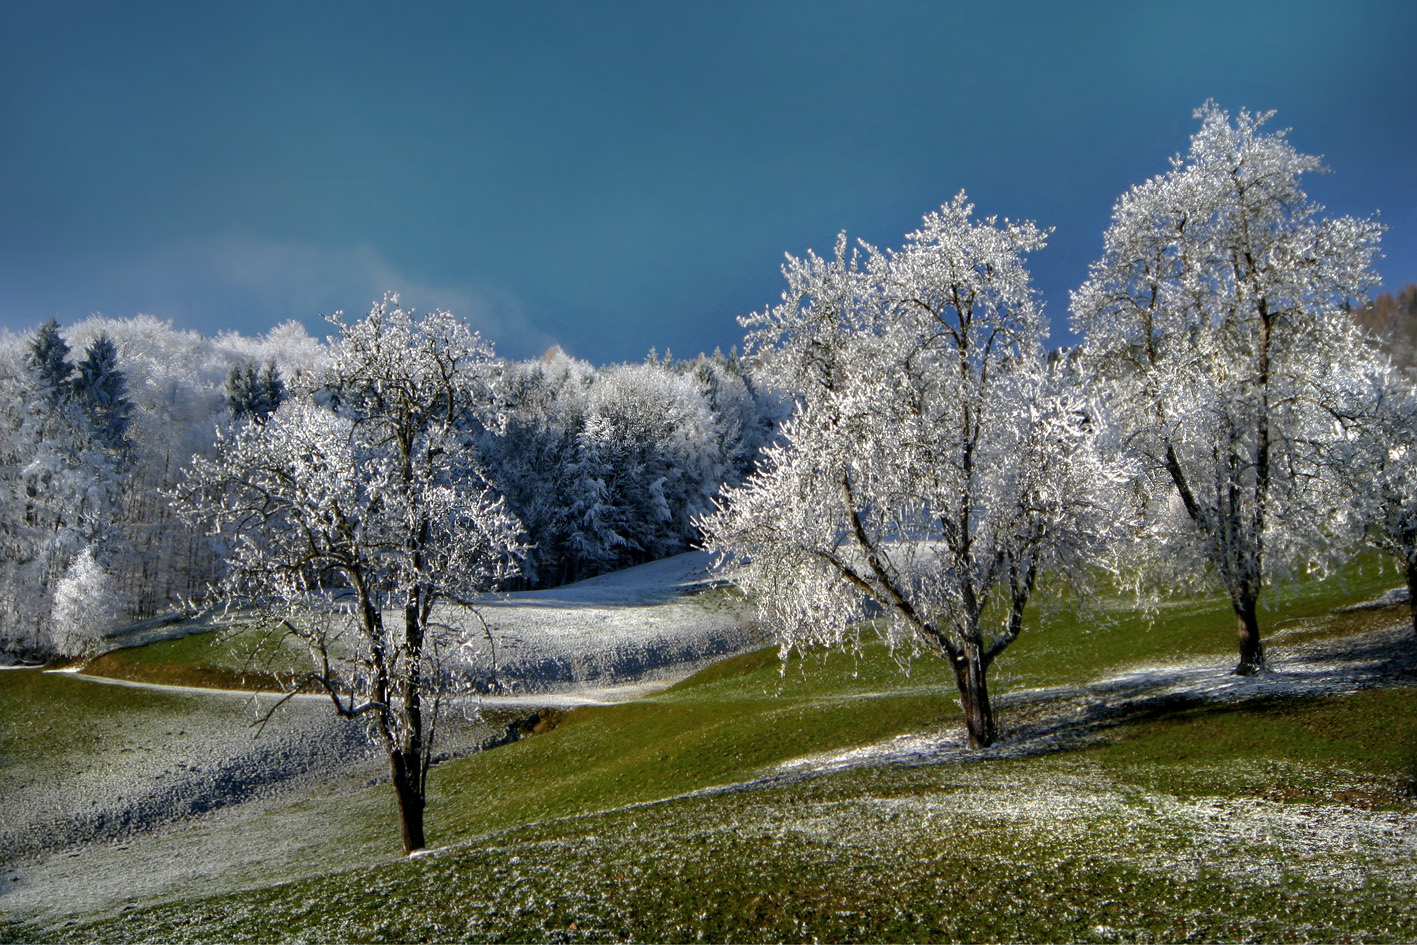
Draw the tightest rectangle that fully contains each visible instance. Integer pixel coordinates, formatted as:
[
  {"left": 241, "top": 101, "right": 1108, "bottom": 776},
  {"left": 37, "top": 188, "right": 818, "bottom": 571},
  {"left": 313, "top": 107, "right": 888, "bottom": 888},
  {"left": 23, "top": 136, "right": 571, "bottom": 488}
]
[{"left": 0, "top": 238, "right": 560, "bottom": 361}]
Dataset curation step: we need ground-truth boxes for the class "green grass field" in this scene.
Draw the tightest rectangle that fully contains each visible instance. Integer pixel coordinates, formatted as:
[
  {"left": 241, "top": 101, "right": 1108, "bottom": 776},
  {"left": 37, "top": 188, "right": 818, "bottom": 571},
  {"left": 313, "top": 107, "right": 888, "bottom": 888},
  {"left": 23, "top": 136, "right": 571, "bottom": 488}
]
[
  {"left": 80, "top": 615, "right": 313, "bottom": 691},
  {"left": 5, "top": 556, "right": 1415, "bottom": 942}
]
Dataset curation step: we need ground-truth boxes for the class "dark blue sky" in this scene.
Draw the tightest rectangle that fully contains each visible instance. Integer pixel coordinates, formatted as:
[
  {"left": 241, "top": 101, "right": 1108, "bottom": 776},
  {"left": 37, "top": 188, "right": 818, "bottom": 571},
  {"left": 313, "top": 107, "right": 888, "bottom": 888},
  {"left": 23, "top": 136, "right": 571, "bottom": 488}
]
[{"left": 2, "top": 1, "right": 1413, "bottom": 363}]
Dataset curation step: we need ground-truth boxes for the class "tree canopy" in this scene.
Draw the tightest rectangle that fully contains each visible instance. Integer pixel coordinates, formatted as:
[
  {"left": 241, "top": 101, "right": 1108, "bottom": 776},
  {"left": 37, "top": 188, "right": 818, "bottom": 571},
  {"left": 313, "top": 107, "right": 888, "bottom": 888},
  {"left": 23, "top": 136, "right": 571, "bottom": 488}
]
[
  {"left": 1071, "top": 102, "right": 1383, "bottom": 674},
  {"left": 702, "top": 195, "right": 1128, "bottom": 748}
]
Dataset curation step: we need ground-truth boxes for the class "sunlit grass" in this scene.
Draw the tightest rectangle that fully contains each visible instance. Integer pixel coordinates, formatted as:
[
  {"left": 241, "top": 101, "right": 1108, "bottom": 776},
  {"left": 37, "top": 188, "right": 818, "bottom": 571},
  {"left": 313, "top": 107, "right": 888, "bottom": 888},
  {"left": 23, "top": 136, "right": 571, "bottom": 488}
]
[
  {"left": 430, "top": 645, "right": 957, "bottom": 844},
  {"left": 993, "top": 552, "right": 1402, "bottom": 691},
  {"left": 82, "top": 616, "right": 310, "bottom": 691},
  {"left": 430, "top": 552, "right": 1406, "bottom": 845}
]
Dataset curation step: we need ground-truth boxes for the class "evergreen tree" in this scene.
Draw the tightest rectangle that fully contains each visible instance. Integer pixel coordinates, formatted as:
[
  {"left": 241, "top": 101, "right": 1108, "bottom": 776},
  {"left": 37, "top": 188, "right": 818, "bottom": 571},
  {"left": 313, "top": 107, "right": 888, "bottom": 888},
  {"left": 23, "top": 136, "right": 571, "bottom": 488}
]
[
  {"left": 27, "top": 318, "right": 73, "bottom": 406},
  {"left": 73, "top": 333, "right": 132, "bottom": 452},
  {"left": 254, "top": 360, "right": 285, "bottom": 420},
  {"left": 226, "top": 363, "right": 257, "bottom": 419},
  {"left": 227, "top": 360, "right": 286, "bottom": 423}
]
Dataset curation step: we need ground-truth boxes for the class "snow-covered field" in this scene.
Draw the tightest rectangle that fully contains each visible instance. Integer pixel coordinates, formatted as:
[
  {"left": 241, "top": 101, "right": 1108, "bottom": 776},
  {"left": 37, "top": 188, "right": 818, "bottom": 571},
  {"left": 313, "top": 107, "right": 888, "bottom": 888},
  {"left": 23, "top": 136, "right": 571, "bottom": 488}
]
[
  {"left": 449, "top": 551, "right": 764, "bottom": 693},
  {"left": 0, "top": 551, "right": 764, "bottom": 927}
]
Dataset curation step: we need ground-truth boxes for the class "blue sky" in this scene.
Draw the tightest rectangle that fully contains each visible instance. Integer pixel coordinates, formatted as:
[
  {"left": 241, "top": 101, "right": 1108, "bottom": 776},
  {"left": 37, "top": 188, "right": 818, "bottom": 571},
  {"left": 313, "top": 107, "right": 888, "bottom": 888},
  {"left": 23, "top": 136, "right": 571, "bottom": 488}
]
[{"left": 2, "top": 1, "right": 1413, "bottom": 363}]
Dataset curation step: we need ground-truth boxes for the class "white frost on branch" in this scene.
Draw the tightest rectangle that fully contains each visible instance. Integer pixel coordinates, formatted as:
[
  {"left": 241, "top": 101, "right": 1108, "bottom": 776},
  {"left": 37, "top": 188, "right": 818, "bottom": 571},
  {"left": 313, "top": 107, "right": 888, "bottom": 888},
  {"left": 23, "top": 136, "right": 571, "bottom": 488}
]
[{"left": 176, "top": 294, "right": 526, "bottom": 853}]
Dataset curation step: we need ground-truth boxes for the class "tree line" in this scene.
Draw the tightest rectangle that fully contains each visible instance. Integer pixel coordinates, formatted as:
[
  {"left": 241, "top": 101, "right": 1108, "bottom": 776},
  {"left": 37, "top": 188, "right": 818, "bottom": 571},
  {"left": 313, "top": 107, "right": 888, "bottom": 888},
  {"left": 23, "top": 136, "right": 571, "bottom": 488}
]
[{"left": 0, "top": 311, "right": 782, "bottom": 663}]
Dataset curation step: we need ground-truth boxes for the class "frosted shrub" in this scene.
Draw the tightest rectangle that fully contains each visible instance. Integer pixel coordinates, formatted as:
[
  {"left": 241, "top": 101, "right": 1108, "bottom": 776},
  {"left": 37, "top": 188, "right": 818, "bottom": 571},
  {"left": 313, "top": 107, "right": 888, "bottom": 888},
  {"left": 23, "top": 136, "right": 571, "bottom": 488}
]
[{"left": 51, "top": 547, "right": 118, "bottom": 657}]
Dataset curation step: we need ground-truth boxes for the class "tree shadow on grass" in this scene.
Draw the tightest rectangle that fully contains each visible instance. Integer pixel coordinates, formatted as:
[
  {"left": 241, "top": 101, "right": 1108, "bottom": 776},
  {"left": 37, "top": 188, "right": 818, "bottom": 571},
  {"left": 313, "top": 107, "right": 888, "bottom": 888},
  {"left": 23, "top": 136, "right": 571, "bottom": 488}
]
[{"left": 698, "top": 621, "right": 1417, "bottom": 800}]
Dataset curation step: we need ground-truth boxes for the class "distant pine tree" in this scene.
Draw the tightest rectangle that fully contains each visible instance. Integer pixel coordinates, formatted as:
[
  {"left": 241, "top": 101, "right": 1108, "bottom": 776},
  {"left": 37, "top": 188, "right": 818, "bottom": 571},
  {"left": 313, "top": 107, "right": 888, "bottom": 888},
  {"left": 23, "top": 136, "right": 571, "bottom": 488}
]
[
  {"left": 226, "top": 362, "right": 256, "bottom": 419},
  {"left": 226, "top": 360, "right": 285, "bottom": 423},
  {"left": 253, "top": 360, "right": 285, "bottom": 420},
  {"left": 73, "top": 333, "right": 132, "bottom": 451},
  {"left": 27, "top": 318, "right": 73, "bottom": 406}
]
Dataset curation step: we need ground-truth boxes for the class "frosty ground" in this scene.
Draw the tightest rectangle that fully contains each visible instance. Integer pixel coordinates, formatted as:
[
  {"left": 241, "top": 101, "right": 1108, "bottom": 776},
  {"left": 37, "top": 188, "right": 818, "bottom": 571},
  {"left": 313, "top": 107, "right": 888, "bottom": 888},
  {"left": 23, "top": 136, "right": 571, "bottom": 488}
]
[
  {"left": 3, "top": 553, "right": 1417, "bottom": 941},
  {"left": 0, "top": 552, "right": 765, "bottom": 927}
]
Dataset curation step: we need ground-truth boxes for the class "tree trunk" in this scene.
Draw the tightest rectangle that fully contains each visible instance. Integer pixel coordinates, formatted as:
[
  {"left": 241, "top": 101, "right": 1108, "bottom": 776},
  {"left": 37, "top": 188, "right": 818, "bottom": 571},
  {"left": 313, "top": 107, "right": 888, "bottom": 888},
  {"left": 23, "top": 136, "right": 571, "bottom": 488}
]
[
  {"left": 1406, "top": 558, "right": 1417, "bottom": 638},
  {"left": 952, "top": 646, "right": 995, "bottom": 749},
  {"left": 1232, "top": 593, "right": 1266, "bottom": 676},
  {"left": 390, "top": 750, "right": 426, "bottom": 855}
]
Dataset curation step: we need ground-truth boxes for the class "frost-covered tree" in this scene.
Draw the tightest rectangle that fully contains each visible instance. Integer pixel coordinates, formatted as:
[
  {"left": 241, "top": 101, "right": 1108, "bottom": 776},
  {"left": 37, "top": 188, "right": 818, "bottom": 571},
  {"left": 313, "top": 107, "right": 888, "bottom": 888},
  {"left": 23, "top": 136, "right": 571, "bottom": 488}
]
[
  {"left": 106, "top": 316, "right": 321, "bottom": 619},
  {"left": 28, "top": 318, "right": 74, "bottom": 407},
  {"left": 702, "top": 196, "right": 1126, "bottom": 748},
  {"left": 1072, "top": 103, "right": 1383, "bottom": 674},
  {"left": 178, "top": 296, "right": 525, "bottom": 854},
  {"left": 0, "top": 316, "right": 324, "bottom": 657},
  {"left": 569, "top": 362, "right": 726, "bottom": 569},
  {"left": 254, "top": 360, "right": 285, "bottom": 417},
  {"left": 0, "top": 322, "right": 127, "bottom": 656},
  {"left": 482, "top": 346, "right": 783, "bottom": 588},
  {"left": 50, "top": 546, "right": 119, "bottom": 658},
  {"left": 480, "top": 348, "right": 596, "bottom": 586},
  {"left": 225, "top": 359, "right": 285, "bottom": 423},
  {"left": 0, "top": 343, "right": 75, "bottom": 656},
  {"left": 1326, "top": 366, "right": 1417, "bottom": 635}
]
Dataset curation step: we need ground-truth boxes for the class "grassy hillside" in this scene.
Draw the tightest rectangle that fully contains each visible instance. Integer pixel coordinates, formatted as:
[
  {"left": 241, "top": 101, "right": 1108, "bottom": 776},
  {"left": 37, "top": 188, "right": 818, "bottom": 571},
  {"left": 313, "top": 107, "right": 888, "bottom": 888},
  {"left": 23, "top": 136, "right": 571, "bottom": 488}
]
[
  {"left": 426, "top": 553, "right": 1406, "bottom": 844},
  {"left": 5, "top": 557, "right": 1415, "bottom": 942},
  {"left": 81, "top": 617, "right": 314, "bottom": 691},
  {"left": 21, "top": 686, "right": 1416, "bottom": 942}
]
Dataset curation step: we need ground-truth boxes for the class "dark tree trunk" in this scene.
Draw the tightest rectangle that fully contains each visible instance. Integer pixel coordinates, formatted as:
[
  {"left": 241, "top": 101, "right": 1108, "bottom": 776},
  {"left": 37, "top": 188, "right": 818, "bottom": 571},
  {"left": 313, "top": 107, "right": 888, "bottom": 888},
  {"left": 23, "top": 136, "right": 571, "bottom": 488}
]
[
  {"left": 952, "top": 645, "right": 995, "bottom": 749},
  {"left": 1232, "top": 593, "right": 1266, "bottom": 676},
  {"left": 1405, "top": 558, "right": 1417, "bottom": 638},
  {"left": 391, "top": 750, "right": 426, "bottom": 854}
]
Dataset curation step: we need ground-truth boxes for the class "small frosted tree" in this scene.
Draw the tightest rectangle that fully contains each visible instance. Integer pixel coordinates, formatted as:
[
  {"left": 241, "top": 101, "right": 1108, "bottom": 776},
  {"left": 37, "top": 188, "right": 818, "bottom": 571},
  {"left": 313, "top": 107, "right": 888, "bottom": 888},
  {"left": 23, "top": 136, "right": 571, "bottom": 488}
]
[
  {"left": 1072, "top": 103, "right": 1383, "bottom": 674},
  {"left": 178, "top": 295, "right": 525, "bottom": 854},
  {"left": 702, "top": 196, "right": 1127, "bottom": 748},
  {"left": 51, "top": 547, "right": 119, "bottom": 658}
]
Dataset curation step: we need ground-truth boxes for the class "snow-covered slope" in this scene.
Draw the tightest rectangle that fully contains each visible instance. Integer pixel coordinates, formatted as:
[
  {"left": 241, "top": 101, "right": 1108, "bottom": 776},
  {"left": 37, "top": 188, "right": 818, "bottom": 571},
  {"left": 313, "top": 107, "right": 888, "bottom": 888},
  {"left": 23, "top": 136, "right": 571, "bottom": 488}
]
[{"left": 448, "top": 551, "right": 766, "bottom": 693}]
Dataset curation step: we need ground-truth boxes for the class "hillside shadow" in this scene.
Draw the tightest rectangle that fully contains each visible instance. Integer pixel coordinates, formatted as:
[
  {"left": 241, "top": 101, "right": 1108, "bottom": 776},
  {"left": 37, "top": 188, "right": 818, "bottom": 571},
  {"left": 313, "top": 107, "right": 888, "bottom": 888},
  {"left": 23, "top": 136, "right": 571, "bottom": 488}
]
[
  {"left": 732, "top": 622, "right": 1417, "bottom": 791},
  {"left": 986, "top": 622, "right": 1417, "bottom": 762}
]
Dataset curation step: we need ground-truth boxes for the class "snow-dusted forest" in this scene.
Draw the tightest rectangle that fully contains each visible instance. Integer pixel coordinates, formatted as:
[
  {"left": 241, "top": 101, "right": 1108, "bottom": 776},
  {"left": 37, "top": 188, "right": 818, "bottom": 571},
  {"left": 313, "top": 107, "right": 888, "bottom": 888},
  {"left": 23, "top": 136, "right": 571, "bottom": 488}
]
[{"left": 0, "top": 308, "right": 784, "bottom": 663}]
